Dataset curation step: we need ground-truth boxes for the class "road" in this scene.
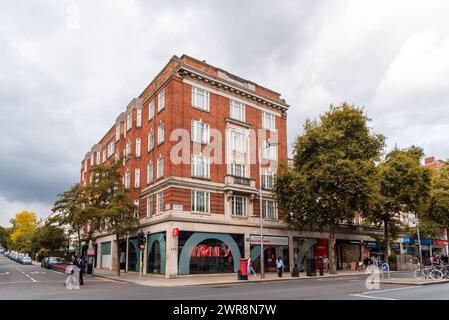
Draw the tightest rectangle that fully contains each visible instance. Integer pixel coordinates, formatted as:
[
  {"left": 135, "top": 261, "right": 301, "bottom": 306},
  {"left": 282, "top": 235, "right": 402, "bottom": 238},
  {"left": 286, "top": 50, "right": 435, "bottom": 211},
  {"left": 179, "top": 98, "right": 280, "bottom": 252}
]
[{"left": 1, "top": 255, "right": 449, "bottom": 300}]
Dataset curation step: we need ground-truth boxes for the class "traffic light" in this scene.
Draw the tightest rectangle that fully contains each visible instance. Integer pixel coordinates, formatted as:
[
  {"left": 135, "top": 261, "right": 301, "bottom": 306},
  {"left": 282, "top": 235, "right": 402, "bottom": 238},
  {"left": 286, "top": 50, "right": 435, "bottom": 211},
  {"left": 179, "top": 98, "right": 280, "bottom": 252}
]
[{"left": 138, "top": 230, "right": 146, "bottom": 250}]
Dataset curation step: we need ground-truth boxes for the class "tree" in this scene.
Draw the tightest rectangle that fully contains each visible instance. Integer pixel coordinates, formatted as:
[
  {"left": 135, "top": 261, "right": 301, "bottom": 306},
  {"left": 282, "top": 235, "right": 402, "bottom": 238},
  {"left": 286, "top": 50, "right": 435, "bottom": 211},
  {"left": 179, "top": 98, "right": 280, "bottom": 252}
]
[
  {"left": 30, "top": 223, "right": 67, "bottom": 257},
  {"left": 0, "top": 226, "right": 10, "bottom": 249},
  {"left": 9, "top": 211, "right": 37, "bottom": 253},
  {"left": 89, "top": 159, "right": 138, "bottom": 276},
  {"left": 424, "top": 165, "right": 449, "bottom": 238},
  {"left": 52, "top": 184, "right": 91, "bottom": 254},
  {"left": 369, "top": 146, "right": 431, "bottom": 262},
  {"left": 275, "top": 103, "right": 385, "bottom": 273}
]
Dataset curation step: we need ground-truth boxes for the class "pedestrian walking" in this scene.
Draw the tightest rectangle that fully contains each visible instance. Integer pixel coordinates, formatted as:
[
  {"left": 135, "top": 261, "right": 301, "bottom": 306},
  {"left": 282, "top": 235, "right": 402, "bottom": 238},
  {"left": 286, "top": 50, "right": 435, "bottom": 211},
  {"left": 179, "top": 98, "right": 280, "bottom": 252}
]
[
  {"left": 247, "top": 257, "right": 256, "bottom": 276},
  {"left": 357, "top": 256, "right": 363, "bottom": 272},
  {"left": 276, "top": 257, "right": 285, "bottom": 277},
  {"left": 78, "top": 255, "right": 85, "bottom": 285},
  {"left": 363, "top": 255, "right": 370, "bottom": 270}
]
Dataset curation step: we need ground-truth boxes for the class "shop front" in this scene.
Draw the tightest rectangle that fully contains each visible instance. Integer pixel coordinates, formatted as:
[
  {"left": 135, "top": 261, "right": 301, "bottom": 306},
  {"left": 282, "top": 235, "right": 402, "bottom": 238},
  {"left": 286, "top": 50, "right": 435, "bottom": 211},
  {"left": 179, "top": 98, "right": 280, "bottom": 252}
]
[
  {"left": 431, "top": 240, "right": 448, "bottom": 257},
  {"left": 293, "top": 237, "right": 328, "bottom": 272},
  {"left": 128, "top": 237, "right": 142, "bottom": 272},
  {"left": 337, "top": 239, "right": 361, "bottom": 270},
  {"left": 178, "top": 231, "right": 244, "bottom": 275},
  {"left": 402, "top": 237, "right": 432, "bottom": 265},
  {"left": 250, "top": 235, "right": 289, "bottom": 273},
  {"left": 362, "top": 241, "right": 383, "bottom": 261},
  {"left": 147, "top": 232, "right": 166, "bottom": 275}
]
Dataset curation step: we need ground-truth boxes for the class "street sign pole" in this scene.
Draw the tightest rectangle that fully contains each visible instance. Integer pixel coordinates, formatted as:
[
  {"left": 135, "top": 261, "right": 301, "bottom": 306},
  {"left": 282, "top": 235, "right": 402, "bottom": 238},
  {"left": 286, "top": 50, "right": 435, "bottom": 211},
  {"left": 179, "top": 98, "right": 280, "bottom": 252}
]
[{"left": 415, "top": 212, "right": 423, "bottom": 266}]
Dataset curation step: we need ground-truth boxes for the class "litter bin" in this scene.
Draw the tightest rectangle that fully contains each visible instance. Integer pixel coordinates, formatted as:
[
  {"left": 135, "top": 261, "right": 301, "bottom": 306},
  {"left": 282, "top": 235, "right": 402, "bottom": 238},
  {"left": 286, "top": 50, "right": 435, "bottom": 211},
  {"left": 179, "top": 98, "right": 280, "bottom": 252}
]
[
  {"left": 239, "top": 259, "right": 248, "bottom": 280},
  {"left": 291, "top": 265, "right": 300, "bottom": 277},
  {"left": 306, "top": 258, "right": 316, "bottom": 276}
]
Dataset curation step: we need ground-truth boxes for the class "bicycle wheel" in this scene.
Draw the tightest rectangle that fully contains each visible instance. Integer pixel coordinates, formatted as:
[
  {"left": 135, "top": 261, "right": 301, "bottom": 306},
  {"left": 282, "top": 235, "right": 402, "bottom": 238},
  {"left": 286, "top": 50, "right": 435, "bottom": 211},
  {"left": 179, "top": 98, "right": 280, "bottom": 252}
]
[
  {"left": 414, "top": 269, "right": 425, "bottom": 280},
  {"left": 430, "top": 269, "right": 444, "bottom": 280}
]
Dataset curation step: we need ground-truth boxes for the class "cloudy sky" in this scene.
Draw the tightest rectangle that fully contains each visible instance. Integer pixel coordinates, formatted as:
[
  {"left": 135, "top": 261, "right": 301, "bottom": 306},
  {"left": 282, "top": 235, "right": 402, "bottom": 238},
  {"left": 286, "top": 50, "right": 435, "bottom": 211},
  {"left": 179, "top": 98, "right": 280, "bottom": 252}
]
[{"left": 1, "top": 0, "right": 449, "bottom": 226}]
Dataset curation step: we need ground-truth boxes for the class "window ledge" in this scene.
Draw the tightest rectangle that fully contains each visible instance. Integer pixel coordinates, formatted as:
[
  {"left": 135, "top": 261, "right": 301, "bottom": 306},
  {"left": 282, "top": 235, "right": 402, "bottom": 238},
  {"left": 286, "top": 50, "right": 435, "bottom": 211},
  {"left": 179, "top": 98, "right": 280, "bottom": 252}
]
[{"left": 192, "top": 105, "right": 211, "bottom": 113}]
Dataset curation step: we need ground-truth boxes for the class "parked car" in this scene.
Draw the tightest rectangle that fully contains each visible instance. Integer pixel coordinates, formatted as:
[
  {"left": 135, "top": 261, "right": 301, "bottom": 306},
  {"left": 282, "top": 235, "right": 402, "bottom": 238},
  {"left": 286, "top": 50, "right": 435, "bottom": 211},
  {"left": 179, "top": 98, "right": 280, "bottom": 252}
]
[
  {"left": 46, "top": 257, "right": 64, "bottom": 269},
  {"left": 20, "top": 256, "right": 32, "bottom": 265},
  {"left": 51, "top": 258, "right": 71, "bottom": 273},
  {"left": 41, "top": 257, "right": 49, "bottom": 268}
]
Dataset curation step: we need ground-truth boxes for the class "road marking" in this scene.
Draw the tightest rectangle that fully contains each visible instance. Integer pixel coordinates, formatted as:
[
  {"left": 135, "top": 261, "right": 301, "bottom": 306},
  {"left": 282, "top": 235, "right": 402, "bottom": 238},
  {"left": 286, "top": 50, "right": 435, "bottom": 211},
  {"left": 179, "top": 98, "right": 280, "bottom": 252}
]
[
  {"left": 0, "top": 272, "right": 10, "bottom": 275},
  {"left": 29, "top": 271, "right": 45, "bottom": 274},
  {"left": 360, "top": 286, "right": 422, "bottom": 295},
  {"left": 349, "top": 293, "right": 397, "bottom": 300},
  {"left": 15, "top": 267, "right": 37, "bottom": 282}
]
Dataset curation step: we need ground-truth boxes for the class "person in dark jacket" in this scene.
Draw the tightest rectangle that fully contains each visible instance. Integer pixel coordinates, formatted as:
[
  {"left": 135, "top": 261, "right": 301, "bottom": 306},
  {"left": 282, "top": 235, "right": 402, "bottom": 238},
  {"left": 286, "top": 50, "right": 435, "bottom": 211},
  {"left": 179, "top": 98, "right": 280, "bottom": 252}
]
[{"left": 78, "top": 256, "right": 85, "bottom": 285}]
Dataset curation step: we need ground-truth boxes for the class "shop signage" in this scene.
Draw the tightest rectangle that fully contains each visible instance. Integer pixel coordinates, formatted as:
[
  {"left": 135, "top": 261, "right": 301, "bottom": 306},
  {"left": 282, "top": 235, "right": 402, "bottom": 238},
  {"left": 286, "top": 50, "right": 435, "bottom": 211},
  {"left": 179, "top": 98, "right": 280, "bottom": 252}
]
[
  {"left": 191, "top": 245, "right": 230, "bottom": 258},
  {"left": 173, "top": 204, "right": 183, "bottom": 211},
  {"left": 337, "top": 239, "right": 362, "bottom": 245},
  {"left": 362, "top": 241, "right": 380, "bottom": 248},
  {"left": 87, "top": 249, "right": 94, "bottom": 256},
  {"left": 173, "top": 228, "right": 179, "bottom": 237},
  {"left": 403, "top": 237, "right": 432, "bottom": 245},
  {"left": 433, "top": 240, "right": 448, "bottom": 245},
  {"left": 250, "top": 235, "right": 288, "bottom": 246}
]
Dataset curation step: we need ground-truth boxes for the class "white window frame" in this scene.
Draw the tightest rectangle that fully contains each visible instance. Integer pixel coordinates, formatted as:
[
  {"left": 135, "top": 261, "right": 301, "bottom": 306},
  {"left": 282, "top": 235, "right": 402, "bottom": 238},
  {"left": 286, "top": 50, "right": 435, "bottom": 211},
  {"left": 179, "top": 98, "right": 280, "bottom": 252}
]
[
  {"left": 263, "top": 111, "right": 276, "bottom": 131},
  {"left": 135, "top": 138, "right": 141, "bottom": 157},
  {"left": 230, "top": 100, "right": 245, "bottom": 122},
  {"left": 157, "top": 156, "right": 164, "bottom": 179},
  {"left": 134, "top": 199, "right": 139, "bottom": 219},
  {"left": 231, "top": 162, "right": 246, "bottom": 177},
  {"left": 157, "top": 122, "right": 165, "bottom": 145},
  {"left": 156, "top": 191, "right": 164, "bottom": 214},
  {"left": 192, "top": 86, "right": 210, "bottom": 111},
  {"left": 149, "top": 99, "right": 155, "bottom": 120},
  {"left": 231, "top": 196, "right": 247, "bottom": 217},
  {"left": 192, "top": 155, "right": 210, "bottom": 178},
  {"left": 90, "top": 156, "right": 94, "bottom": 166},
  {"left": 126, "top": 140, "right": 131, "bottom": 157},
  {"left": 146, "top": 196, "right": 154, "bottom": 217},
  {"left": 262, "top": 140, "right": 277, "bottom": 161},
  {"left": 124, "top": 169, "right": 130, "bottom": 189},
  {"left": 96, "top": 152, "right": 100, "bottom": 165},
  {"left": 136, "top": 109, "right": 142, "bottom": 127},
  {"left": 191, "top": 190, "right": 210, "bottom": 213},
  {"left": 158, "top": 89, "right": 165, "bottom": 112},
  {"left": 192, "top": 120, "right": 210, "bottom": 144},
  {"left": 127, "top": 113, "right": 132, "bottom": 131},
  {"left": 102, "top": 150, "right": 106, "bottom": 163},
  {"left": 231, "top": 130, "right": 246, "bottom": 153},
  {"left": 107, "top": 141, "right": 115, "bottom": 158},
  {"left": 262, "top": 168, "right": 276, "bottom": 189},
  {"left": 147, "top": 161, "right": 154, "bottom": 184},
  {"left": 262, "top": 200, "right": 277, "bottom": 220},
  {"left": 115, "top": 125, "right": 120, "bottom": 142},
  {"left": 148, "top": 129, "right": 154, "bottom": 152},
  {"left": 134, "top": 168, "right": 140, "bottom": 188}
]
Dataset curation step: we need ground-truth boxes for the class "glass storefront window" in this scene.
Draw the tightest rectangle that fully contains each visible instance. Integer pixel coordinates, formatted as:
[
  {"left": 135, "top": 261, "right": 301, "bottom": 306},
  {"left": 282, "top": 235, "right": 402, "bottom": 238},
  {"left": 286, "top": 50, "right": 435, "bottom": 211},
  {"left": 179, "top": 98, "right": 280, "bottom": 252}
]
[{"left": 147, "top": 232, "right": 166, "bottom": 275}]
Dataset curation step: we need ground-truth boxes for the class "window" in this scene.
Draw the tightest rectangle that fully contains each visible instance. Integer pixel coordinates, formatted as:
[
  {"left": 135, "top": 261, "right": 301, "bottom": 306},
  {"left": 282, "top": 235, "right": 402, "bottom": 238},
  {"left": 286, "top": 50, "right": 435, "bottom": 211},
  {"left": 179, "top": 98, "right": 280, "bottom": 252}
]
[
  {"left": 262, "top": 140, "right": 277, "bottom": 160},
  {"left": 262, "top": 168, "right": 276, "bottom": 189},
  {"left": 134, "top": 168, "right": 140, "bottom": 188},
  {"left": 191, "top": 190, "right": 210, "bottom": 213},
  {"left": 124, "top": 169, "right": 130, "bottom": 189},
  {"left": 127, "top": 113, "right": 132, "bottom": 131},
  {"left": 192, "top": 155, "right": 210, "bottom": 178},
  {"left": 115, "top": 152, "right": 119, "bottom": 161},
  {"left": 96, "top": 152, "right": 100, "bottom": 165},
  {"left": 263, "top": 111, "right": 276, "bottom": 131},
  {"left": 192, "top": 120, "right": 210, "bottom": 144},
  {"left": 231, "top": 130, "right": 246, "bottom": 153},
  {"left": 146, "top": 196, "right": 154, "bottom": 217},
  {"left": 90, "top": 156, "right": 94, "bottom": 166},
  {"left": 262, "top": 200, "right": 277, "bottom": 220},
  {"left": 156, "top": 191, "right": 164, "bottom": 213},
  {"left": 115, "top": 125, "right": 120, "bottom": 142},
  {"left": 134, "top": 200, "right": 139, "bottom": 219},
  {"left": 192, "top": 86, "right": 210, "bottom": 111},
  {"left": 231, "top": 196, "right": 247, "bottom": 216},
  {"left": 149, "top": 100, "right": 155, "bottom": 120},
  {"left": 107, "top": 141, "right": 115, "bottom": 158},
  {"left": 136, "top": 109, "right": 142, "bottom": 127},
  {"left": 126, "top": 140, "right": 131, "bottom": 157},
  {"left": 147, "top": 161, "right": 154, "bottom": 184},
  {"left": 157, "top": 156, "right": 164, "bottom": 179},
  {"left": 157, "top": 122, "right": 165, "bottom": 145},
  {"left": 84, "top": 161, "right": 87, "bottom": 173},
  {"left": 230, "top": 100, "right": 245, "bottom": 122},
  {"left": 231, "top": 162, "right": 246, "bottom": 177},
  {"left": 148, "top": 130, "right": 154, "bottom": 151},
  {"left": 158, "top": 89, "right": 165, "bottom": 112},
  {"left": 135, "top": 138, "right": 141, "bottom": 157},
  {"left": 102, "top": 150, "right": 106, "bottom": 163}
]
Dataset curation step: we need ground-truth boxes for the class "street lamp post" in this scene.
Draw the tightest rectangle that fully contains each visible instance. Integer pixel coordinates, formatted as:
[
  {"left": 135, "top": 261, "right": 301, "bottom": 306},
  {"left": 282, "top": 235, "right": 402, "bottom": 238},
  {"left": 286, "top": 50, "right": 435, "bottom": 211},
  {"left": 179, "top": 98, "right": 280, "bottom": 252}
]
[
  {"left": 415, "top": 212, "right": 423, "bottom": 266},
  {"left": 259, "top": 141, "right": 278, "bottom": 279}
]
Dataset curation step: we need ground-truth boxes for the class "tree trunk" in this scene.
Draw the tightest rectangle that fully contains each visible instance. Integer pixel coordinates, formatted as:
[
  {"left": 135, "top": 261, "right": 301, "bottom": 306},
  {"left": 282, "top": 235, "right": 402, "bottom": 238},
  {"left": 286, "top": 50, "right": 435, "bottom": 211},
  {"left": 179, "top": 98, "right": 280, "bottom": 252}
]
[
  {"left": 116, "top": 234, "right": 121, "bottom": 277},
  {"left": 383, "top": 219, "right": 390, "bottom": 264},
  {"left": 328, "top": 226, "right": 337, "bottom": 274}
]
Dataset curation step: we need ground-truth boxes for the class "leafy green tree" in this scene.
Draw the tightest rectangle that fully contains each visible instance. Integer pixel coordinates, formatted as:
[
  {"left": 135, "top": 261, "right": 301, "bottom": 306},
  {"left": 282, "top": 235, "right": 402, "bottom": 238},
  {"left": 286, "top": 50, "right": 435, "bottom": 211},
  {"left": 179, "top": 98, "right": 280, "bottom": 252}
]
[
  {"left": 275, "top": 103, "right": 385, "bottom": 273},
  {"left": 52, "top": 184, "right": 91, "bottom": 254},
  {"left": 369, "top": 147, "right": 431, "bottom": 262},
  {"left": 30, "top": 223, "right": 67, "bottom": 256},
  {"left": 89, "top": 159, "right": 138, "bottom": 276},
  {"left": 0, "top": 226, "right": 10, "bottom": 249}
]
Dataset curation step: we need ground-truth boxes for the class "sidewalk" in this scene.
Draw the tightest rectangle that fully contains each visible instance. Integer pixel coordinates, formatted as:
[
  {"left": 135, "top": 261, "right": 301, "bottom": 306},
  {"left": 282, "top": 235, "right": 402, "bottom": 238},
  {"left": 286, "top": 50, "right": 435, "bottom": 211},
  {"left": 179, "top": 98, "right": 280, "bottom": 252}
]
[
  {"left": 379, "top": 277, "right": 449, "bottom": 286},
  {"left": 92, "top": 269, "right": 383, "bottom": 287}
]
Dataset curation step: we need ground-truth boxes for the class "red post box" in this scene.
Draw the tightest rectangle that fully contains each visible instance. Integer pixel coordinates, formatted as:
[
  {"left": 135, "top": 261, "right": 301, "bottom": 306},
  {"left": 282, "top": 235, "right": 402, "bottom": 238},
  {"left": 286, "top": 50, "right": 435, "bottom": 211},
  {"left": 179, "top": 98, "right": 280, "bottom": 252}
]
[{"left": 240, "top": 258, "right": 248, "bottom": 280}]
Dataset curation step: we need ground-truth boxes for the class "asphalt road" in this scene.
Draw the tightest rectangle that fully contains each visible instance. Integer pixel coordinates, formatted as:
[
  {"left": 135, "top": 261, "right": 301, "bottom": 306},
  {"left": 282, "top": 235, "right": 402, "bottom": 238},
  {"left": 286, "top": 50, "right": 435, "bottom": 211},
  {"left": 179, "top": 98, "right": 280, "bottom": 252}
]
[{"left": 1, "top": 255, "right": 449, "bottom": 300}]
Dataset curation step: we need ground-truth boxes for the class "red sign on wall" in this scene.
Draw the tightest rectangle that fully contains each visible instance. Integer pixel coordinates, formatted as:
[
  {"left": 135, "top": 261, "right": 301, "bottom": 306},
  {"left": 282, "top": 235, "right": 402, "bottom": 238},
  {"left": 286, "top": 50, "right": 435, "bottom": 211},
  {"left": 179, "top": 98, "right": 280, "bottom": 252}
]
[
  {"left": 173, "top": 228, "right": 179, "bottom": 237},
  {"left": 191, "top": 245, "right": 231, "bottom": 258}
]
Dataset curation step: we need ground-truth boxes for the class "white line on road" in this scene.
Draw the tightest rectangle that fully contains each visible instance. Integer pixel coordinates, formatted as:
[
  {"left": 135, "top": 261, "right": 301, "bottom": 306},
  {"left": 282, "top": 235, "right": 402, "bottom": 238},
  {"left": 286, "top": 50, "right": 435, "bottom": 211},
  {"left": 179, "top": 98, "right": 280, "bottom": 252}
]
[
  {"left": 349, "top": 294, "right": 397, "bottom": 300},
  {"left": 15, "top": 267, "right": 36, "bottom": 282},
  {"left": 360, "top": 286, "right": 422, "bottom": 295}
]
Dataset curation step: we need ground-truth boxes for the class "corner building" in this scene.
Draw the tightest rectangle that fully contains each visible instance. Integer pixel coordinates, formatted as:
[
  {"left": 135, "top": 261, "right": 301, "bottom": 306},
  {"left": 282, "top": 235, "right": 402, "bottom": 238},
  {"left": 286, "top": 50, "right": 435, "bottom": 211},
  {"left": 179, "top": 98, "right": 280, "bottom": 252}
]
[{"left": 81, "top": 55, "right": 380, "bottom": 277}]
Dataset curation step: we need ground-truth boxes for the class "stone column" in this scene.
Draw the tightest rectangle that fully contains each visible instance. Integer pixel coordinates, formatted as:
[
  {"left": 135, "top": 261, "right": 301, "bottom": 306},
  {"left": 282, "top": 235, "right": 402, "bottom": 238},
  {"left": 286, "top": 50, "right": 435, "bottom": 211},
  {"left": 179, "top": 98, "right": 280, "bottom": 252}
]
[
  {"left": 245, "top": 233, "right": 251, "bottom": 259},
  {"left": 288, "top": 234, "right": 294, "bottom": 272},
  {"left": 111, "top": 239, "right": 118, "bottom": 272},
  {"left": 165, "top": 225, "right": 179, "bottom": 278}
]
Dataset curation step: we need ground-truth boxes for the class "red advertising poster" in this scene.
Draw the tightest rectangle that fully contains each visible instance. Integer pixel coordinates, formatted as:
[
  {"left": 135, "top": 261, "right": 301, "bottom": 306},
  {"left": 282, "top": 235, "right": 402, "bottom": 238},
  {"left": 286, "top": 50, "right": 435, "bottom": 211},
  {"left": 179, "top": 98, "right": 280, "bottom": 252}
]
[{"left": 316, "top": 239, "right": 329, "bottom": 258}]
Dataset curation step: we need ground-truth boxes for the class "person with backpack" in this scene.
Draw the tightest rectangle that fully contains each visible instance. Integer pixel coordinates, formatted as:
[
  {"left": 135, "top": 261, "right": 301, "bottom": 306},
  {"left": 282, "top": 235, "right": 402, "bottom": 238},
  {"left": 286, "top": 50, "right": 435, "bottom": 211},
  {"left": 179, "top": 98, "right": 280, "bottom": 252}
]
[
  {"left": 276, "top": 257, "right": 285, "bottom": 277},
  {"left": 77, "top": 255, "right": 85, "bottom": 285}
]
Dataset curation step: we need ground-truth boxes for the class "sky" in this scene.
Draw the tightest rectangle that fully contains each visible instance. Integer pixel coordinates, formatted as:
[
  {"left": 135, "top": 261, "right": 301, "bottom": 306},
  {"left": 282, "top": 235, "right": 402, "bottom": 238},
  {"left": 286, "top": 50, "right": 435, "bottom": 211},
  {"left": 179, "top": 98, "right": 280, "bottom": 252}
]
[{"left": 1, "top": 0, "right": 449, "bottom": 227}]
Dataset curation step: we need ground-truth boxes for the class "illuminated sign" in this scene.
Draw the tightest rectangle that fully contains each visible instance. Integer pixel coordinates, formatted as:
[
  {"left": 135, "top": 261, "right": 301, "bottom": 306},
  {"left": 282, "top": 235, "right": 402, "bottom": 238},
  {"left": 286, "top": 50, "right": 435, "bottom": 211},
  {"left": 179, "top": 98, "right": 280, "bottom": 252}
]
[{"left": 191, "top": 245, "right": 230, "bottom": 258}]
